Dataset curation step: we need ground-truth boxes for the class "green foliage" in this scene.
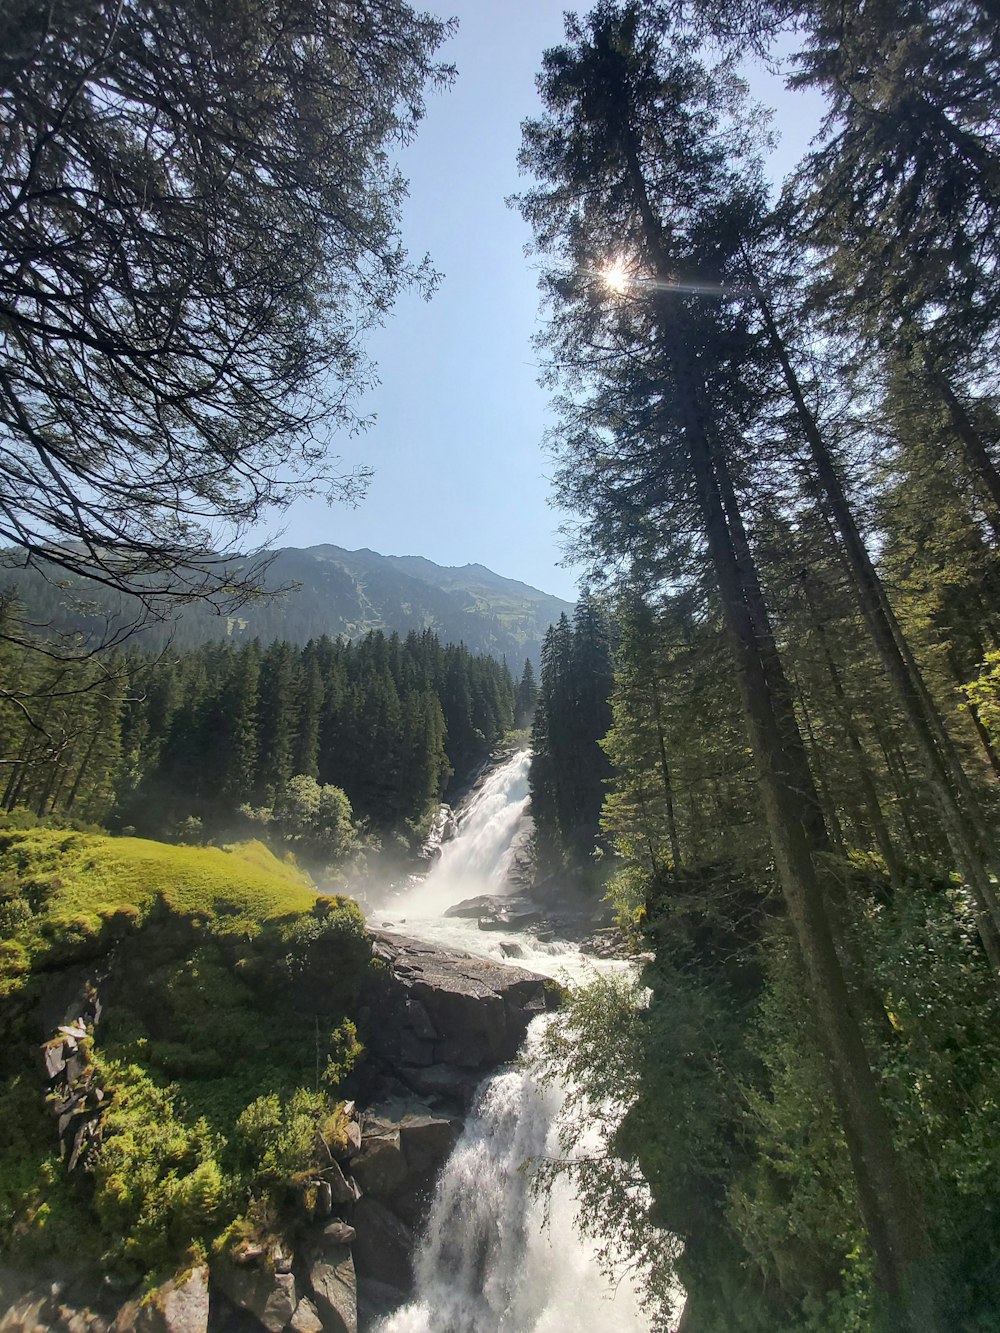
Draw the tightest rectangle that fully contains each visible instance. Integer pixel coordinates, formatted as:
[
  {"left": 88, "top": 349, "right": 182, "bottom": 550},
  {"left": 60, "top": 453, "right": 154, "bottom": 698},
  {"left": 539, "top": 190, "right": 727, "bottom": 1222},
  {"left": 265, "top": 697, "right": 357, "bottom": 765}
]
[
  {"left": 243, "top": 775, "right": 359, "bottom": 871},
  {"left": 962, "top": 652, "right": 1000, "bottom": 745},
  {"left": 89, "top": 1062, "right": 231, "bottom": 1280},
  {"left": 0, "top": 829, "right": 371, "bottom": 1286},
  {"left": 530, "top": 595, "right": 615, "bottom": 874}
]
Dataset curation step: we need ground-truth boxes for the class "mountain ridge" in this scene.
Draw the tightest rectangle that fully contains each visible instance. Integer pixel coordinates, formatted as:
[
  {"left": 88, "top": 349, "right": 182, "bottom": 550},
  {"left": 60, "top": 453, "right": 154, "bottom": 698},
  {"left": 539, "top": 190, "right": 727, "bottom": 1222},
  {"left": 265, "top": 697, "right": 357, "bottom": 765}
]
[{"left": 2, "top": 543, "right": 574, "bottom": 666}]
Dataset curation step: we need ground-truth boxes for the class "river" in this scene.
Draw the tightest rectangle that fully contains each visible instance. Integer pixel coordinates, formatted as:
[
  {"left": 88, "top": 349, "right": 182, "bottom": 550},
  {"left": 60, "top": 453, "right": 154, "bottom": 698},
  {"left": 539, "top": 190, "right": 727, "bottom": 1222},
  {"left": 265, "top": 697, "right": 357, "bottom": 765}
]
[{"left": 370, "top": 750, "right": 652, "bottom": 1333}]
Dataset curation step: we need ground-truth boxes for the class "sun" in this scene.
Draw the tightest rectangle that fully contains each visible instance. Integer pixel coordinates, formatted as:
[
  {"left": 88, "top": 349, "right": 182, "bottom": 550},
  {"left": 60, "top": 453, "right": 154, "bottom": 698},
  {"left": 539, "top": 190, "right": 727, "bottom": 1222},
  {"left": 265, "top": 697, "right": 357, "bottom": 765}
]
[{"left": 601, "top": 257, "right": 631, "bottom": 294}]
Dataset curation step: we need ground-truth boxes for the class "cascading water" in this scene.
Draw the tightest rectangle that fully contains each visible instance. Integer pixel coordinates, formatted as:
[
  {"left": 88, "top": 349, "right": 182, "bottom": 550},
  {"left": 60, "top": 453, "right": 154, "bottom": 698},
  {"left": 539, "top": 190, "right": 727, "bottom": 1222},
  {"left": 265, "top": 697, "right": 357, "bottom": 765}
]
[
  {"left": 401, "top": 750, "right": 532, "bottom": 920},
  {"left": 372, "top": 751, "right": 652, "bottom": 1333}
]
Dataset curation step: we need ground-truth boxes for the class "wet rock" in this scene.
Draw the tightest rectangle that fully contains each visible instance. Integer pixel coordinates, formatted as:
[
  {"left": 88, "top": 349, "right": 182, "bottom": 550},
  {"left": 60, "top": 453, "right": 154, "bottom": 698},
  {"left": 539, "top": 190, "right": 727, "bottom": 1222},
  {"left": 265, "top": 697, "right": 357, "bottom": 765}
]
[
  {"left": 350, "top": 1198, "right": 413, "bottom": 1291},
  {"left": 444, "top": 895, "right": 510, "bottom": 919},
  {"left": 397, "top": 1115, "right": 460, "bottom": 1175},
  {"left": 394, "top": 1062, "right": 481, "bottom": 1106},
  {"left": 305, "top": 1245, "right": 356, "bottom": 1333},
  {"left": 135, "top": 1266, "right": 209, "bottom": 1333},
  {"left": 355, "top": 1279, "right": 409, "bottom": 1328},
  {"left": 497, "top": 941, "right": 524, "bottom": 959}
]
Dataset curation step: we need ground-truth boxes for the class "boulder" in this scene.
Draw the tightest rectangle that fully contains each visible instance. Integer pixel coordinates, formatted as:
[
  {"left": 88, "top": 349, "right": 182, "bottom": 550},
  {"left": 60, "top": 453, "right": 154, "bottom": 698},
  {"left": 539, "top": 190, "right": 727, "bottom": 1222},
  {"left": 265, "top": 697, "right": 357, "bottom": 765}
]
[
  {"left": 288, "top": 1298, "right": 323, "bottom": 1333},
  {"left": 327, "top": 1158, "right": 356, "bottom": 1205},
  {"left": 444, "top": 895, "right": 509, "bottom": 919},
  {"left": 397, "top": 1115, "right": 460, "bottom": 1175},
  {"left": 320, "top": 1220, "right": 357, "bottom": 1247},
  {"left": 351, "top": 1129, "right": 408, "bottom": 1199},
  {"left": 349, "top": 1198, "right": 413, "bottom": 1291},
  {"left": 355, "top": 1279, "right": 409, "bottom": 1328},
  {"left": 305, "top": 1244, "right": 356, "bottom": 1333},
  {"left": 135, "top": 1267, "right": 209, "bottom": 1333},
  {"left": 364, "top": 933, "right": 558, "bottom": 1111},
  {"left": 211, "top": 1262, "right": 296, "bottom": 1333},
  {"left": 343, "top": 1120, "right": 363, "bottom": 1158}
]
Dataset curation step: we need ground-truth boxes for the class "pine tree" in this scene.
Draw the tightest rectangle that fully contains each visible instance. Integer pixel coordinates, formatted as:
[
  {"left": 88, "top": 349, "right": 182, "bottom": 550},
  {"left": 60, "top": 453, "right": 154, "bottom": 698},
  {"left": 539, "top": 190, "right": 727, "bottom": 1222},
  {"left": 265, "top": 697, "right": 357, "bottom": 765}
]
[{"left": 519, "top": 8, "right": 941, "bottom": 1321}]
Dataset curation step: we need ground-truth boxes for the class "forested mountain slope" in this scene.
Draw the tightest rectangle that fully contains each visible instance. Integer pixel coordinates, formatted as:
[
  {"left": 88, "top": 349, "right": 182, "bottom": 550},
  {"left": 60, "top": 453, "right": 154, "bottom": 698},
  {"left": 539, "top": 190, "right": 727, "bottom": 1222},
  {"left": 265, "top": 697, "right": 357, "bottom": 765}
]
[{"left": 2, "top": 544, "right": 572, "bottom": 666}]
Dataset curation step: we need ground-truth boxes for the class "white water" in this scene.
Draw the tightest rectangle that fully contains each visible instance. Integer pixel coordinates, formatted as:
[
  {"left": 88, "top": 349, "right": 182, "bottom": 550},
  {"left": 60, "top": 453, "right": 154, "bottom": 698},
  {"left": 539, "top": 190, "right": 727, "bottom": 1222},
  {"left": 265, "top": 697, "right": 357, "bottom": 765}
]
[
  {"left": 377, "top": 750, "right": 620, "bottom": 985},
  {"left": 372, "top": 751, "right": 652, "bottom": 1333},
  {"left": 399, "top": 750, "right": 532, "bottom": 919}
]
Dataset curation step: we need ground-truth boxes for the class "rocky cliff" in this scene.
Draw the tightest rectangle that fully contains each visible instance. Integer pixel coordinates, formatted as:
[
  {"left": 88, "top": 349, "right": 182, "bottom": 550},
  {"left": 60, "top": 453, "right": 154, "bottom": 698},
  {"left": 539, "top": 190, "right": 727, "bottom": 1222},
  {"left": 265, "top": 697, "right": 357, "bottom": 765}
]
[{"left": 0, "top": 932, "right": 561, "bottom": 1333}]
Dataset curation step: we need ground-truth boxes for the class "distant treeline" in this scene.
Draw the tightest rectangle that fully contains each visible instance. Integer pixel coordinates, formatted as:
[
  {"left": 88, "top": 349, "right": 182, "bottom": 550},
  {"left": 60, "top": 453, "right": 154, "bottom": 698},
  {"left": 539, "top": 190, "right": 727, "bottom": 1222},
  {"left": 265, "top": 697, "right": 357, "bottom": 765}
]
[{"left": 0, "top": 629, "right": 525, "bottom": 837}]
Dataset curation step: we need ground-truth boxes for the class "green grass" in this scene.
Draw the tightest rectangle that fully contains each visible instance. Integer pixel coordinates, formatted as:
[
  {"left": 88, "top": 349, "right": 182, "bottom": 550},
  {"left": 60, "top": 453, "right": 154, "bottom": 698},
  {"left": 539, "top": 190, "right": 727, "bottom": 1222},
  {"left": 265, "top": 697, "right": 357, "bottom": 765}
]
[
  {"left": 0, "top": 831, "right": 315, "bottom": 989},
  {"left": 0, "top": 829, "right": 371, "bottom": 1285}
]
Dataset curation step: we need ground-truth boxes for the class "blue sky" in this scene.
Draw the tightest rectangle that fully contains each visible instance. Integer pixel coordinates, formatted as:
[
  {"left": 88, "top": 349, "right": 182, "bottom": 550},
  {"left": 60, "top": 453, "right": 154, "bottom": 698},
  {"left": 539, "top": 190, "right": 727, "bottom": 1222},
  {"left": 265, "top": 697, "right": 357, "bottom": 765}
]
[{"left": 276, "top": 3, "right": 826, "bottom": 603}]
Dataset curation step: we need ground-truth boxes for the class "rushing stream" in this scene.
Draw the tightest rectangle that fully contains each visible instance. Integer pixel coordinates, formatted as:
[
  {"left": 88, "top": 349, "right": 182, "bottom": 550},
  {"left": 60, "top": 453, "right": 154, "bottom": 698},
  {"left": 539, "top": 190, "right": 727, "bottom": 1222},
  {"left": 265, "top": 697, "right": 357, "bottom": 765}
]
[{"left": 372, "top": 751, "right": 651, "bottom": 1333}]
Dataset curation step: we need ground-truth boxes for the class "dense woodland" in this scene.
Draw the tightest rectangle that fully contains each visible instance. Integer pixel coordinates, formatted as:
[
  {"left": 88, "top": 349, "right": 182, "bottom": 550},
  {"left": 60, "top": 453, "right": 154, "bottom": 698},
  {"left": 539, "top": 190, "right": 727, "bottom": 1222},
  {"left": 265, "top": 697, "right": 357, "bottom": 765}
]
[
  {"left": 0, "top": 628, "right": 521, "bottom": 855},
  {"left": 4, "top": 0, "right": 1000, "bottom": 1328},
  {"left": 521, "top": 2, "right": 1000, "bottom": 1331}
]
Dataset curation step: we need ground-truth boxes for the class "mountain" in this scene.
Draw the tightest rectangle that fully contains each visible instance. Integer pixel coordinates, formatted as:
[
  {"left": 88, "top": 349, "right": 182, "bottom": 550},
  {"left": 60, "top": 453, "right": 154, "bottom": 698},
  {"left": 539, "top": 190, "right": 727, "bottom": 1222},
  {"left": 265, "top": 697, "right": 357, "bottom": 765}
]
[{"left": 2, "top": 544, "right": 574, "bottom": 666}]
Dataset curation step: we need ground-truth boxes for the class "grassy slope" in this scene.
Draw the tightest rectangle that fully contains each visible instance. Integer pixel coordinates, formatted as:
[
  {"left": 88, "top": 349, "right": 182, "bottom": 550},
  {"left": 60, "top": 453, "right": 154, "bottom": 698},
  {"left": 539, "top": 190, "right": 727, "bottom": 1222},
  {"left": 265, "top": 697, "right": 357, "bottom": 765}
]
[{"left": 0, "top": 830, "right": 370, "bottom": 1284}]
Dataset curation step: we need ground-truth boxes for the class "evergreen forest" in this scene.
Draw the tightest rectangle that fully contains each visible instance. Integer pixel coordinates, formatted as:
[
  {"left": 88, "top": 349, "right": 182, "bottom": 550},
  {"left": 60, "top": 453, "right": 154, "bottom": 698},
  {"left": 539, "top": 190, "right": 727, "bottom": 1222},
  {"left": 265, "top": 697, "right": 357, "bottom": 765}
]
[
  {"left": 0, "top": 629, "right": 518, "bottom": 862},
  {"left": 3, "top": 0, "right": 1000, "bottom": 1331},
  {"left": 522, "top": 3, "right": 1000, "bottom": 1330}
]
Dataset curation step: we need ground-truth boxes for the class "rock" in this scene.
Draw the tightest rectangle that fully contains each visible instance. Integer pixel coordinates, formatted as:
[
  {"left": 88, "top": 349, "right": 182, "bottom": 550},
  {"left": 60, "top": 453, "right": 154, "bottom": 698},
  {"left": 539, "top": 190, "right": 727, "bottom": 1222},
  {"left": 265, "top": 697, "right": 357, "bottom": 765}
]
[
  {"left": 397, "top": 1115, "right": 459, "bottom": 1175},
  {"left": 306, "top": 1245, "right": 356, "bottom": 1333},
  {"left": 344, "top": 1120, "right": 363, "bottom": 1157},
  {"left": 501, "top": 909, "right": 542, "bottom": 928},
  {"left": 135, "top": 1266, "right": 209, "bottom": 1333},
  {"left": 497, "top": 941, "right": 524, "bottom": 959},
  {"left": 44, "top": 1043, "right": 68, "bottom": 1080},
  {"left": 399, "top": 1030, "right": 436, "bottom": 1066},
  {"left": 355, "top": 1279, "right": 409, "bottom": 1327},
  {"left": 351, "top": 1130, "right": 408, "bottom": 1199},
  {"left": 270, "top": 1241, "right": 294, "bottom": 1276},
  {"left": 327, "top": 1158, "right": 356, "bottom": 1205},
  {"left": 350, "top": 1198, "right": 413, "bottom": 1291},
  {"left": 395, "top": 1062, "right": 481, "bottom": 1106},
  {"left": 404, "top": 998, "right": 437, "bottom": 1040},
  {"left": 535, "top": 929, "right": 555, "bottom": 943},
  {"left": 321, "top": 1220, "right": 357, "bottom": 1246},
  {"left": 364, "top": 933, "right": 559, "bottom": 1109},
  {"left": 288, "top": 1298, "right": 323, "bottom": 1333},
  {"left": 444, "top": 895, "right": 509, "bottom": 919},
  {"left": 230, "top": 1242, "right": 265, "bottom": 1267},
  {"left": 212, "top": 1262, "right": 295, "bottom": 1333}
]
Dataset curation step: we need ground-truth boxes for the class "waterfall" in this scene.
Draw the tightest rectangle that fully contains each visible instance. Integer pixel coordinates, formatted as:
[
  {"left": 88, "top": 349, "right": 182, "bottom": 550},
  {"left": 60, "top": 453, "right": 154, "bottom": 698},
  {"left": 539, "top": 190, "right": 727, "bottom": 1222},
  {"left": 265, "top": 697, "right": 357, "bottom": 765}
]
[
  {"left": 400, "top": 750, "right": 532, "bottom": 919},
  {"left": 377, "top": 1022, "right": 648, "bottom": 1333},
  {"left": 372, "top": 749, "right": 653, "bottom": 1332}
]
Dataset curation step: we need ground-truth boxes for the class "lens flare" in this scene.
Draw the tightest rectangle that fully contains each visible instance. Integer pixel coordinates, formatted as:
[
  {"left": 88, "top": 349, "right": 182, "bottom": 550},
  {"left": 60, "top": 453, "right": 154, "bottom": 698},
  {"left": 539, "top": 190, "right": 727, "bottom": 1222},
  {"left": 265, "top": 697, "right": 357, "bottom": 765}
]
[{"left": 601, "top": 257, "right": 631, "bottom": 294}]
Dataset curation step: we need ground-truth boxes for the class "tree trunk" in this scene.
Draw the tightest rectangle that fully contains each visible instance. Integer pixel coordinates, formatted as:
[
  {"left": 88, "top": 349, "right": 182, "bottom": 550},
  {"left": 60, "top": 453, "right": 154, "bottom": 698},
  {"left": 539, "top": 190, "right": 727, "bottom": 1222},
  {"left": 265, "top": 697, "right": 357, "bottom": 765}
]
[
  {"left": 620, "top": 120, "right": 942, "bottom": 1331},
  {"left": 650, "top": 682, "right": 683, "bottom": 870},
  {"left": 747, "top": 261, "right": 1000, "bottom": 973},
  {"left": 659, "top": 300, "right": 939, "bottom": 1326},
  {"left": 929, "top": 364, "right": 1000, "bottom": 539}
]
